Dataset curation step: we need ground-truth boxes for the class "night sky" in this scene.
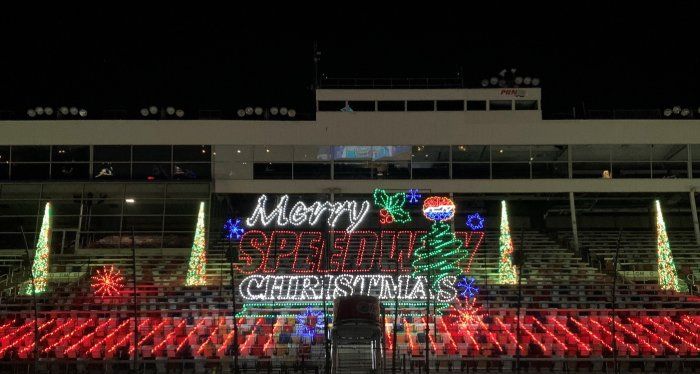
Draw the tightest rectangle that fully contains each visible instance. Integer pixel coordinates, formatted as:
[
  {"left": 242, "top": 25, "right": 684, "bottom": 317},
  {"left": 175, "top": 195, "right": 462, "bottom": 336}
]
[{"left": 1, "top": 5, "right": 699, "bottom": 119}]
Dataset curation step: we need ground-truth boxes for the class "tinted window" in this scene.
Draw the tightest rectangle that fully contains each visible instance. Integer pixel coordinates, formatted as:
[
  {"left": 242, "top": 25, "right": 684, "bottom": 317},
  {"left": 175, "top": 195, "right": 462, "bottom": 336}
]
[
  {"left": 377, "top": 101, "right": 405, "bottom": 111},
  {"left": 406, "top": 101, "right": 434, "bottom": 111},
  {"left": 436, "top": 100, "right": 464, "bottom": 111},
  {"left": 466, "top": 100, "right": 487, "bottom": 111}
]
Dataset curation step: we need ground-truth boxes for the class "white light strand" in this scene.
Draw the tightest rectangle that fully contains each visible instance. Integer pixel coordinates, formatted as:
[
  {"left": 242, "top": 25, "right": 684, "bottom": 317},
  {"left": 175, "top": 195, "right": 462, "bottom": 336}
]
[
  {"left": 246, "top": 194, "right": 371, "bottom": 232},
  {"left": 238, "top": 274, "right": 457, "bottom": 302}
]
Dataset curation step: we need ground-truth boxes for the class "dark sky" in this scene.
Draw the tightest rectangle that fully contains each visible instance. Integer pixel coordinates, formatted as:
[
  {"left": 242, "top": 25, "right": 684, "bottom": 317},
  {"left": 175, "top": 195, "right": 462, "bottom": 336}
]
[{"left": 2, "top": 5, "right": 699, "bottom": 119}]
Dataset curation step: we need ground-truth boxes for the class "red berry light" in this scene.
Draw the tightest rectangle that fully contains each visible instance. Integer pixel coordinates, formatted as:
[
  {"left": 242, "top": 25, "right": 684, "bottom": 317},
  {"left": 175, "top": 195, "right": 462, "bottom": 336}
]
[
  {"left": 91, "top": 265, "right": 124, "bottom": 297},
  {"left": 422, "top": 196, "right": 456, "bottom": 222}
]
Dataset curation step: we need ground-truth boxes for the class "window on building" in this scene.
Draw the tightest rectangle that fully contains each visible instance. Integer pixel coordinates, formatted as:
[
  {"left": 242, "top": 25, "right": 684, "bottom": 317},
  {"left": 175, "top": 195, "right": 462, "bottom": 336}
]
[
  {"left": 436, "top": 100, "right": 465, "bottom": 111},
  {"left": 377, "top": 101, "right": 405, "bottom": 111},
  {"left": 489, "top": 100, "right": 513, "bottom": 111},
  {"left": 406, "top": 100, "right": 434, "bottom": 111},
  {"left": 466, "top": 100, "right": 487, "bottom": 111}
]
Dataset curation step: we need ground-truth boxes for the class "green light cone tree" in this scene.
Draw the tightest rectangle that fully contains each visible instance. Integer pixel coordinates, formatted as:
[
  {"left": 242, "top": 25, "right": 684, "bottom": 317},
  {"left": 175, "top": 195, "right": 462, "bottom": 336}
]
[
  {"left": 412, "top": 221, "right": 466, "bottom": 293},
  {"left": 498, "top": 200, "right": 518, "bottom": 285},
  {"left": 23, "top": 202, "right": 51, "bottom": 295},
  {"left": 185, "top": 202, "right": 208, "bottom": 286},
  {"left": 655, "top": 200, "right": 680, "bottom": 292}
]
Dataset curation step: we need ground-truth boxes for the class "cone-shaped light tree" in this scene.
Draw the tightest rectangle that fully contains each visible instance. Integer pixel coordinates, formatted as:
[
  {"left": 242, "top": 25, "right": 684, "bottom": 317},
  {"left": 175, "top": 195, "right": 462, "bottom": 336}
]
[
  {"left": 23, "top": 202, "right": 51, "bottom": 295},
  {"left": 185, "top": 202, "right": 208, "bottom": 286},
  {"left": 655, "top": 200, "right": 680, "bottom": 291},
  {"left": 498, "top": 200, "right": 518, "bottom": 285}
]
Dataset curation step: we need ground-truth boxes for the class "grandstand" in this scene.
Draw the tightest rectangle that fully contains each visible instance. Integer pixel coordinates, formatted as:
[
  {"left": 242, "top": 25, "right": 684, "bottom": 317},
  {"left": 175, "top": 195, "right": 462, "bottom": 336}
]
[{"left": 0, "top": 86, "right": 699, "bottom": 373}]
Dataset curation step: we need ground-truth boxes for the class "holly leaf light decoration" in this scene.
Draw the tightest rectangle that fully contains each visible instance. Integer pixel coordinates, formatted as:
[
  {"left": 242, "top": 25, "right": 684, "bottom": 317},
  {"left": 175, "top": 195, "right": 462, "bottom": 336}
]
[{"left": 373, "top": 188, "right": 411, "bottom": 224}]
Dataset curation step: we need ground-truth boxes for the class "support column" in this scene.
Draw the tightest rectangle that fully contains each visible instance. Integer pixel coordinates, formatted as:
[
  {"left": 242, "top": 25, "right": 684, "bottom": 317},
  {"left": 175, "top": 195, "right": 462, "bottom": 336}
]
[
  {"left": 568, "top": 192, "right": 580, "bottom": 255},
  {"left": 690, "top": 188, "right": 700, "bottom": 246}
]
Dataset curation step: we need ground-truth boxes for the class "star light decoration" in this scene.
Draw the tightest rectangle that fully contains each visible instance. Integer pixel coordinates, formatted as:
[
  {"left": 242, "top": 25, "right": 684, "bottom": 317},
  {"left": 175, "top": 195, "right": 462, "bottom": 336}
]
[
  {"left": 91, "top": 265, "right": 125, "bottom": 297},
  {"left": 295, "top": 306, "right": 325, "bottom": 339},
  {"left": 456, "top": 276, "right": 479, "bottom": 299},
  {"left": 406, "top": 189, "right": 422, "bottom": 204},
  {"left": 466, "top": 212, "right": 485, "bottom": 231},
  {"left": 223, "top": 218, "right": 246, "bottom": 241}
]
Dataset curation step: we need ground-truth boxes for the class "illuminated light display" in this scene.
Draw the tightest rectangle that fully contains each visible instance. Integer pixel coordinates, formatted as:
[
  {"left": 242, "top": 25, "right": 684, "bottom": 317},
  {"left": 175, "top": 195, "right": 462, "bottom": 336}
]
[
  {"left": 379, "top": 209, "right": 394, "bottom": 225},
  {"left": 532, "top": 318, "right": 567, "bottom": 352},
  {"left": 550, "top": 317, "right": 590, "bottom": 353},
  {"left": 611, "top": 318, "right": 658, "bottom": 354},
  {"left": 455, "top": 231, "right": 484, "bottom": 273},
  {"left": 664, "top": 317, "right": 700, "bottom": 340},
  {"left": 645, "top": 317, "right": 699, "bottom": 351},
  {"left": 245, "top": 194, "right": 371, "bottom": 233},
  {"left": 586, "top": 318, "right": 632, "bottom": 354},
  {"left": 518, "top": 319, "right": 547, "bottom": 353},
  {"left": 130, "top": 319, "right": 167, "bottom": 354},
  {"left": 238, "top": 274, "right": 457, "bottom": 302},
  {"left": 197, "top": 325, "right": 221, "bottom": 355},
  {"left": 89, "top": 319, "right": 131, "bottom": 355},
  {"left": 466, "top": 212, "right": 485, "bottom": 231},
  {"left": 185, "top": 202, "right": 208, "bottom": 286},
  {"left": 475, "top": 316, "right": 503, "bottom": 353},
  {"left": 234, "top": 229, "right": 482, "bottom": 275},
  {"left": 655, "top": 200, "right": 680, "bottom": 291},
  {"left": 65, "top": 319, "right": 112, "bottom": 354},
  {"left": 295, "top": 306, "right": 325, "bottom": 339},
  {"left": 627, "top": 318, "right": 678, "bottom": 353},
  {"left": 223, "top": 217, "right": 246, "bottom": 241},
  {"left": 152, "top": 320, "right": 186, "bottom": 355},
  {"left": 497, "top": 201, "right": 518, "bottom": 285},
  {"left": 455, "top": 276, "right": 479, "bottom": 299},
  {"left": 373, "top": 189, "right": 411, "bottom": 224},
  {"left": 91, "top": 265, "right": 124, "bottom": 297},
  {"left": 43, "top": 319, "right": 93, "bottom": 353},
  {"left": 17, "top": 319, "right": 55, "bottom": 356},
  {"left": 22, "top": 202, "right": 51, "bottom": 295},
  {"left": 422, "top": 196, "right": 456, "bottom": 222},
  {"left": 412, "top": 220, "right": 466, "bottom": 296},
  {"left": 177, "top": 319, "right": 206, "bottom": 353},
  {"left": 493, "top": 317, "right": 524, "bottom": 351},
  {"left": 456, "top": 314, "right": 480, "bottom": 352},
  {"left": 40, "top": 319, "right": 72, "bottom": 343},
  {"left": 108, "top": 332, "right": 133, "bottom": 355},
  {"left": 407, "top": 189, "right": 422, "bottom": 204}
]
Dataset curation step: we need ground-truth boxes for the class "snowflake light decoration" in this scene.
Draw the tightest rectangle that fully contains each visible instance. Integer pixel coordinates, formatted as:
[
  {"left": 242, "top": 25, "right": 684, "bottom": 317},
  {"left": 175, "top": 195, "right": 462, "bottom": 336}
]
[
  {"left": 407, "top": 189, "right": 422, "bottom": 204},
  {"left": 92, "top": 265, "right": 125, "bottom": 297},
  {"left": 223, "top": 218, "right": 246, "bottom": 241},
  {"left": 456, "top": 276, "right": 479, "bottom": 299},
  {"left": 466, "top": 212, "right": 486, "bottom": 231},
  {"left": 295, "top": 307, "right": 325, "bottom": 339}
]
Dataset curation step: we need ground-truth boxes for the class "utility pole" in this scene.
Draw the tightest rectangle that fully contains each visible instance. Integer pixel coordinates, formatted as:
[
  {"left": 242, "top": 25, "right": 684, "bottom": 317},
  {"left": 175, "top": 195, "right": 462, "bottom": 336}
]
[
  {"left": 20, "top": 227, "right": 39, "bottom": 374},
  {"left": 131, "top": 228, "right": 139, "bottom": 374}
]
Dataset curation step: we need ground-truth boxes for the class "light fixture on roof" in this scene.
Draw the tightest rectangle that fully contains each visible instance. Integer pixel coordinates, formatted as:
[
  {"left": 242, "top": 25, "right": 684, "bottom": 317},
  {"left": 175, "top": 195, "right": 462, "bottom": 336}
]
[
  {"left": 254, "top": 107, "right": 263, "bottom": 115},
  {"left": 480, "top": 79, "right": 489, "bottom": 87},
  {"left": 672, "top": 106, "right": 681, "bottom": 114},
  {"left": 531, "top": 77, "right": 540, "bottom": 86},
  {"left": 663, "top": 108, "right": 673, "bottom": 117},
  {"left": 27, "top": 108, "right": 36, "bottom": 118},
  {"left": 166, "top": 106, "right": 175, "bottom": 116},
  {"left": 523, "top": 77, "right": 532, "bottom": 86},
  {"left": 499, "top": 69, "right": 507, "bottom": 77},
  {"left": 59, "top": 106, "right": 69, "bottom": 115},
  {"left": 237, "top": 109, "right": 246, "bottom": 117},
  {"left": 148, "top": 106, "right": 158, "bottom": 115},
  {"left": 245, "top": 107, "right": 254, "bottom": 116},
  {"left": 78, "top": 109, "right": 87, "bottom": 117},
  {"left": 681, "top": 108, "right": 691, "bottom": 117},
  {"left": 69, "top": 107, "right": 79, "bottom": 116},
  {"left": 175, "top": 109, "right": 184, "bottom": 118},
  {"left": 498, "top": 79, "right": 506, "bottom": 87},
  {"left": 35, "top": 106, "right": 44, "bottom": 115},
  {"left": 288, "top": 109, "right": 296, "bottom": 118},
  {"left": 489, "top": 77, "right": 498, "bottom": 86},
  {"left": 514, "top": 76, "right": 523, "bottom": 85},
  {"left": 270, "top": 107, "right": 279, "bottom": 115},
  {"left": 279, "top": 107, "right": 288, "bottom": 116},
  {"left": 140, "top": 108, "right": 149, "bottom": 117},
  {"left": 44, "top": 107, "right": 54, "bottom": 116}
]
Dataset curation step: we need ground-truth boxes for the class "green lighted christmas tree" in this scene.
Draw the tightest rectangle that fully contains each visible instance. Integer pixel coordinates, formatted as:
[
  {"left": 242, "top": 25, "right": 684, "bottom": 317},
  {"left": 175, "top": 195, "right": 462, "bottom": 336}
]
[
  {"left": 412, "top": 197, "right": 466, "bottom": 291},
  {"left": 23, "top": 202, "right": 51, "bottom": 295},
  {"left": 655, "top": 200, "right": 680, "bottom": 292},
  {"left": 185, "top": 202, "right": 208, "bottom": 286},
  {"left": 498, "top": 200, "right": 518, "bottom": 285}
]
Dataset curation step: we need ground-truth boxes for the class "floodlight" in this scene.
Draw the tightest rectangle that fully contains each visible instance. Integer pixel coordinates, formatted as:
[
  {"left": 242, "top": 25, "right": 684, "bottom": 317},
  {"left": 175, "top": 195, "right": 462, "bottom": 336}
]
[
  {"left": 663, "top": 108, "right": 673, "bottom": 117},
  {"left": 245, "top": 107, "right": 253, "bottom": 115},
  {"left": 35, "top": 106, "right": 44, "bottom": 115},
  {"left": 531, "top": 77, "right": 540, "bottom": 86},
  {"left": 237, "top": 109, "right": 246, "bottom": 117},
  {"left": 523, "top": 77, "right": 532, "bottom": 85},
  {"left": 481, "top": 79, "right": 489, "bottom": 87},
  {"left": 270, "top": 107, "right": 279, "bottom": 115},
  {"left": 59, "top": 106, "right": 69, "bottom": 115},
  {"left": 254, "top": 107, "right": 263, "bottom": 115},
  {"left": 27, "top": 109, "right": 36, "bottom": 117},
  {"left": 681, "top": 108, "right": 690, "bottom": 117},
  {"left": 148, "top": 106, "right": 158, "bottom": 115},
  {"left": 672, "top": 106, "right": 681, "bottom": 114},
  {"left": 279, "top": 107, "right": 288, "bottom": 115},
  {"left": 79, "top": 109, "right": 87, "bottom": 117},
  {"left": 69, "top": 107, "right": 79, "bottom": 115},
  {"left": 175, "top": 109, "right": 184, "bottom": 118},
  {"left": 288, "top": 109, "right": 296, "bottom": 118},
  {"left": 166, "top": 106, "right": 175, "bottom": 115},
  {"left": 140, "top": 108, "right": 149, "bottom": 117},
  {"left": 44, "top": 107, "right": 54, "bottom": 116},
  {"left": 489, "top": 77, "right": 498, "bottom": 86},
  {"left": 514, "top": 76, "right": 523, "bottom": 85}
]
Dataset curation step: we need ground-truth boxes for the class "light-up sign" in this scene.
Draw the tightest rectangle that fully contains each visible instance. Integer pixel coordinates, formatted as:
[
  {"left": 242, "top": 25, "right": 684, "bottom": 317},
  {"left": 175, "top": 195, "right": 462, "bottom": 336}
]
[
  {"left": 245, "top": 194, "right": 371, "bottom": 233},
  {"left": 239, "top": 274, "right": 457, "bottom": 302}
]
